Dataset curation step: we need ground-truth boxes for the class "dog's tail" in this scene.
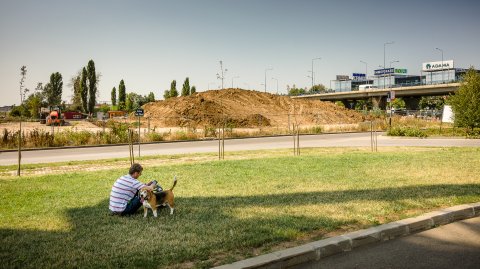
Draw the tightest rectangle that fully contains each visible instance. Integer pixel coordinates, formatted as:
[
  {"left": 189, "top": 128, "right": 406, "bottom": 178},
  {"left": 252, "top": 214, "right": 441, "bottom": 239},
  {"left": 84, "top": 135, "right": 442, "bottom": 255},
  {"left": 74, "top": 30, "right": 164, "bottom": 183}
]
[{"left": 170, "top": 176, "right": 177, "bottom": 191}]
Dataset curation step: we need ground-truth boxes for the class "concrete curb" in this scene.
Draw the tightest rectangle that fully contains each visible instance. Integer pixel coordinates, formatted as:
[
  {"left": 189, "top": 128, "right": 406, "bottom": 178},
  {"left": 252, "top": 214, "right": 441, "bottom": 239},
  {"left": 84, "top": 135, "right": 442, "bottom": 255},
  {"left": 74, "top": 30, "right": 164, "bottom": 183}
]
[{"left": 213, "top": 202, "right": 480, "bottom": 269}]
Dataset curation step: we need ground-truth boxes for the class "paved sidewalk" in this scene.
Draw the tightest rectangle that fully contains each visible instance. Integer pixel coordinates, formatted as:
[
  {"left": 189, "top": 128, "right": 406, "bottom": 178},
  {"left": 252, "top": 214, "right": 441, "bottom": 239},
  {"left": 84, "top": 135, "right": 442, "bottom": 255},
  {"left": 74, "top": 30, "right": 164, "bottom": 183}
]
[
  {"left": 214, "top": 203, "right": 480, "bottom": 269},
  {"left": 297, "top": 216, "right": 480, "bottom": 269}
]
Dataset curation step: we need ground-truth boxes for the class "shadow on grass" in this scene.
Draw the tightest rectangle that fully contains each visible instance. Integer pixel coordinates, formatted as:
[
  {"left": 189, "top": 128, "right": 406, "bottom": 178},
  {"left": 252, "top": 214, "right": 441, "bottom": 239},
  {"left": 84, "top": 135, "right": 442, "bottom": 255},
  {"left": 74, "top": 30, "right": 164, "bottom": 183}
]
[{"left": 1, "top": 184, "right": 479, "bottom": 268}]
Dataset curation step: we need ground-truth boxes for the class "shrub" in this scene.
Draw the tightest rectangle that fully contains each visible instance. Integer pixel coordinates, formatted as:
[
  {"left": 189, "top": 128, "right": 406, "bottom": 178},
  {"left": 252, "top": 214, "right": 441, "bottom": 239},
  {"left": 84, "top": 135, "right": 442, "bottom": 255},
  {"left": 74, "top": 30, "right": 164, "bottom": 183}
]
[
  {"left": 449, "top": 68, "right": 480, "bottom": 130},
  {"left": 387, "top": 127, "right": 427, "bottom": 138},
  {"left": 170, "top": 130, "right": 198, "bottom": 141},
  {"left": 145, "top": 131, "right": 165, "bottom": 142}
]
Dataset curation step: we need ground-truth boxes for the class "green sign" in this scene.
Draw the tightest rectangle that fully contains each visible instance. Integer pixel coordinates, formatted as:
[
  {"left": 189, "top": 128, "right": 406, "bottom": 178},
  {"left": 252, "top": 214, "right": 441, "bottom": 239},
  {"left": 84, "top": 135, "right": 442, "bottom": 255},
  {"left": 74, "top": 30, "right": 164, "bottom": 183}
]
[{"left": 394, "top": 69, "right": 407, "bottom": 74}]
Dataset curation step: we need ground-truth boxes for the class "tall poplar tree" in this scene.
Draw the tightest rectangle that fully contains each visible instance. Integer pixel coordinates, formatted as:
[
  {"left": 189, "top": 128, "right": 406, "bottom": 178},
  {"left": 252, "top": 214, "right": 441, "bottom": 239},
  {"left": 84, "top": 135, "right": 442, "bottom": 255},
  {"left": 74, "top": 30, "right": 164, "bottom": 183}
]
[
  {"left": 45, "top": 72, "right": 63, "bottom": 105},
  {"left": 70, "top": 75, "right": 83, "bottom": 111},
  {"left": 118, "top": 79, "right": 126, "bottom": 110},
  {"left": 80, "top": 67, "right": 88, "bottom": 113},
  {"left": 87, "top": 60, "right": 97, "bottom": 114},
  {"left": 170, "top": 80, "right": 178, "bottom": 97},
  {"left": 111, "top": 87, "right": 117, "bottom": 106},
  {"left": 181, "top": 77, "right": 190, "bottom": 96}
]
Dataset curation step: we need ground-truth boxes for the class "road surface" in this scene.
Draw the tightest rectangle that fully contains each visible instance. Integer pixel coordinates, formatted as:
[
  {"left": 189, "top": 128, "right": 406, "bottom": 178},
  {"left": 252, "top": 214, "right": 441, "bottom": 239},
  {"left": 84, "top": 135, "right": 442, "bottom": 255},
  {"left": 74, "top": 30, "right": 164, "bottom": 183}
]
[{"left": 1, "top": 132, "right": 479, "bottom": 165}]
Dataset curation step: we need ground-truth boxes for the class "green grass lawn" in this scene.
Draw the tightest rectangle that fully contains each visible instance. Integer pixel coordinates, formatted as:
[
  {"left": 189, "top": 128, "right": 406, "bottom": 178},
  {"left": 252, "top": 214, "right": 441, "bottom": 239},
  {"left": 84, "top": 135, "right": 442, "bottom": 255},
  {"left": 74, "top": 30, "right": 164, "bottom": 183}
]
[{"left": 1, "top": 147, "right": 480, "bottom": 268}]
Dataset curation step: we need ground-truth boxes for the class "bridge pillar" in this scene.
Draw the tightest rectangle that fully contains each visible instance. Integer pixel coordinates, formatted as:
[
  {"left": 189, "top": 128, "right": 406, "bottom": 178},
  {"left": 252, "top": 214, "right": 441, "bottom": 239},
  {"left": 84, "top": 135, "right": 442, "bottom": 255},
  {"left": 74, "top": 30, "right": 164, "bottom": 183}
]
[
  {"left": 343, "top": 100, "right": 356, "bottom": 109},
  {"left": 371, "top": 96, "right": 387, "bottom": 109},
  {"left": 404, "top": 97, "right": 420, "bottom": 110}
]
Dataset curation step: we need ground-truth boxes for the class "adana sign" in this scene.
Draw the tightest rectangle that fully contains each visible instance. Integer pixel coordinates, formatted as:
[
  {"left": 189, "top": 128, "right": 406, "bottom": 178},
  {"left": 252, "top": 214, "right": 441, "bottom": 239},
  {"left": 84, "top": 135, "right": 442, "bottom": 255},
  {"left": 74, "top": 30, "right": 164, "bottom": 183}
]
[{"left": 422, "top": 60, "right": 454, "bottom": 72}]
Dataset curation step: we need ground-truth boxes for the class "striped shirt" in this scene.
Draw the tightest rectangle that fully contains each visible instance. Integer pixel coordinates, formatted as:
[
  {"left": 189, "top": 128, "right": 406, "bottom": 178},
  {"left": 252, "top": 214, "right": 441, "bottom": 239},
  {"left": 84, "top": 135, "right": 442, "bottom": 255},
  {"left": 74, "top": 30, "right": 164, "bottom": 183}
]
[{"left": 109, "top": 174, "right": 146, "bottom": 213}]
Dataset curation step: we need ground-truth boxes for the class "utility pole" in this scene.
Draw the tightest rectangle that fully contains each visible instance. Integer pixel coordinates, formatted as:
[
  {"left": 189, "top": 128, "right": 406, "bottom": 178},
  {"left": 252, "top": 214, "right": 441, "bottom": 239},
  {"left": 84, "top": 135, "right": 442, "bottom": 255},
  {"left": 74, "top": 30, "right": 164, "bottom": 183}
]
[
  {"left": 264, "top": 67, "right": 273, "bottom": 93},
  {"left": 216, "top": 61, "right": 228, "bottom": 89},
  {"left": 389, "top": 60, "right": 399, "bottom": 87},
  {"left": 360, "top": 60, "right": 368, "bottom": 85},
  {"left": 436, "top": 47, "right": 444, "bottom": 83},
  {"left": 272, "top": 77, "right": 279, "bottom": 94},
  {"left": 311, "top": 57, "right": 321, "bottom": 89},
  {"left": 384, "top": 41, "right": 394, "bottom": 89},
  {"left": 231, "top": 76, "right": 239, "bottom": 88}
]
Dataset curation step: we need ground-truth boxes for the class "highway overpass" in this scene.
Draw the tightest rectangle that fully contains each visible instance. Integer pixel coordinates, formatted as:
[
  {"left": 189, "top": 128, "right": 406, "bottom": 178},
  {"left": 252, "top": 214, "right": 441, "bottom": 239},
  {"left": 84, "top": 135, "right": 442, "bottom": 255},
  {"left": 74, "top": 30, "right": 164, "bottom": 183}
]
[{"left": 292, "top": 83, "right": 460, "bottom": 109}]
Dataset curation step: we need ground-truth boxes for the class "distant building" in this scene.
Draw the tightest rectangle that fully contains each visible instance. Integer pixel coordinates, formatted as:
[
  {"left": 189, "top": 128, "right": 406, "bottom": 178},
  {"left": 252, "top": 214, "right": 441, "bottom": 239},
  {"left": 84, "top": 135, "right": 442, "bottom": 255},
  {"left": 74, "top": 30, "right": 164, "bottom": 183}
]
[
  {"left": 0, "top": 106, "right": 13, "bottom": 118},
  {"left": 421, "top": 60, "right": 469, "bottom": 84},
  {"left": 107, "top": 111, "right": 127, "bottom": 118},
  {"left": 0, "top": 105, "right": 13, "bottom": 112},
  {"left": 328, "top": 59, "right": 476, "bottom": 93}
]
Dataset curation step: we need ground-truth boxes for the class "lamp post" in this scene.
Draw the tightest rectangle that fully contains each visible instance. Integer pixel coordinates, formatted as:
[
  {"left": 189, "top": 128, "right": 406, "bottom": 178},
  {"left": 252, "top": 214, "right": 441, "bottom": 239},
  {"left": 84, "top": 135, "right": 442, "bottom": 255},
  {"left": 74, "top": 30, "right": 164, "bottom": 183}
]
[
  {"left": 311, "top": 57, "right": 321, "bottom": 89},
  {"left": 307, "top": 73, "right": 314, "bottom": 92},
  {"left": 271, "top": 77, "right": 279, "bottom": 94},
  {"left": 264, "top": 68, "right": 273, "bottom": 93},
  {"left": 360, "top": 60, "right": 368, "bottom": 85},
  {"left": 231, "top": 76, "right": 239, "bottom": 88},
  {"left": 384, "top": 41, "right": 394, "bottom": 89},
  {"left": 389, "top": 60, "right": 399, "bottom": 88},
  {"left": 436, "top": 47, "right": 444, "bottom": 83}
]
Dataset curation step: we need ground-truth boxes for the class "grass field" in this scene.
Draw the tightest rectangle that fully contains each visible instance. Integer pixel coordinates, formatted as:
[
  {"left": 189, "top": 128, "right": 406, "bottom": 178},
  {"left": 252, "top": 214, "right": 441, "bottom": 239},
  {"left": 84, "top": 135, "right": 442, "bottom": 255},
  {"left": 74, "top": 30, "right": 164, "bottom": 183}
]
[{"left": 1, "top": 147, "right": 480, "bottom": 268}]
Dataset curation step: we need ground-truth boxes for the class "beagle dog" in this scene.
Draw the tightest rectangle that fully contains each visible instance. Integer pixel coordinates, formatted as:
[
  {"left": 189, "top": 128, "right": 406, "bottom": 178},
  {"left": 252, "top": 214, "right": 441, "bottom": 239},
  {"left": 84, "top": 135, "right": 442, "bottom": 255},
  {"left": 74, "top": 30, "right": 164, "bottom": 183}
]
[{"left": 139, "top": 177, "right": 177, "bottom": 217}]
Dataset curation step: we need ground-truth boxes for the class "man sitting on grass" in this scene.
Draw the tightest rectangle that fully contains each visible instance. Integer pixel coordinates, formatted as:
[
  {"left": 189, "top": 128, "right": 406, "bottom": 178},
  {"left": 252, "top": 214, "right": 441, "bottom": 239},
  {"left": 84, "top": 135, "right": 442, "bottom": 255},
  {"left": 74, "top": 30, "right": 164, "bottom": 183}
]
[{"left": 109, "top": 163, "right": 161, "bottom": 216}]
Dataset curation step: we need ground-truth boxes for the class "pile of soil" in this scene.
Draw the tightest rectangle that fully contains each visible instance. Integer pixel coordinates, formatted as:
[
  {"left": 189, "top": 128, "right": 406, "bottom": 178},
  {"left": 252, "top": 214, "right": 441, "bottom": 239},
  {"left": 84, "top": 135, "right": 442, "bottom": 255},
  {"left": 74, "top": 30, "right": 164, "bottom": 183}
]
[{"left": 143, "top": 89, "right": 364, "bottom": 128}]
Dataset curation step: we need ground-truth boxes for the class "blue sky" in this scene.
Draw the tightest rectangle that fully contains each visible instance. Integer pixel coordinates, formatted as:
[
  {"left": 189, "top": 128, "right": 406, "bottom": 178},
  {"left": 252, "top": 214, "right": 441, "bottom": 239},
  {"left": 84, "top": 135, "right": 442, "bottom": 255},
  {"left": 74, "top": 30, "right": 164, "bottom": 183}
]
[{"left": 1, "top": 0, "right": 479, "bottom": 106}]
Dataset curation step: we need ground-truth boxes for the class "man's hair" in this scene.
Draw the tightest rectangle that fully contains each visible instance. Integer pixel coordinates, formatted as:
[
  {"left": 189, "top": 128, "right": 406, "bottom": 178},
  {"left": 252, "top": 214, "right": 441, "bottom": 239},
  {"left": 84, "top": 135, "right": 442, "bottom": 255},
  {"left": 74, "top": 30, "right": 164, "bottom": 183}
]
[{"left": 129, "top": 163, "right": 143, "bottom": 175}]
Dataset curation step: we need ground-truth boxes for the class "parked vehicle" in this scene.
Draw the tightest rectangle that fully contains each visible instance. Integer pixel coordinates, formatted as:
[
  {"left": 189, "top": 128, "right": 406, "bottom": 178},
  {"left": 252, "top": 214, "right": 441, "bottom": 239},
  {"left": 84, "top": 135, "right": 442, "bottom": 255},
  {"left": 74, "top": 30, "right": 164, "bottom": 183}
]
[
  {"left": 359, "top": 84, "right": 378, "bottom": 91},
  {"left": 45, "top": 108, "right": 65, "bottom": 126}
]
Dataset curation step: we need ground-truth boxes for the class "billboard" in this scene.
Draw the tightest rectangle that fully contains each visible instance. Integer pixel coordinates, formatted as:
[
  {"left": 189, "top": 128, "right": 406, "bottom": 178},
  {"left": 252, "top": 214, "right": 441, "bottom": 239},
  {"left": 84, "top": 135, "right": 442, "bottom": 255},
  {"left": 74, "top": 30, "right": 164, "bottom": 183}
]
[
  {"left": 352, "top": 73, "right": 366, "bottom": 81},
  {"left": 394, "top": 68, "right": 407, "bottom": 74},
  {"left": 374, "top": 68, "right": 407, "bottom": 76},
  {"left": 336, "top": 75, "right": 350, "bottom": 81},
  {"left": 422, "top": 60, "right": 454, "bottom": 72},
  {"left": 374, "top": 68, "right": 394, "bottom": 76}
]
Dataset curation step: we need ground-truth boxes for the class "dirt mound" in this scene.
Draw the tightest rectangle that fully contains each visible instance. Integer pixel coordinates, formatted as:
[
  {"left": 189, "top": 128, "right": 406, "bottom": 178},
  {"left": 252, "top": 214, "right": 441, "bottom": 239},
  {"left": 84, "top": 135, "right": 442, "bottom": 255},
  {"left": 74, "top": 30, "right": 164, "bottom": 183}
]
[{"left": 143, "top": 89, "right": 363, "bottom": 128}]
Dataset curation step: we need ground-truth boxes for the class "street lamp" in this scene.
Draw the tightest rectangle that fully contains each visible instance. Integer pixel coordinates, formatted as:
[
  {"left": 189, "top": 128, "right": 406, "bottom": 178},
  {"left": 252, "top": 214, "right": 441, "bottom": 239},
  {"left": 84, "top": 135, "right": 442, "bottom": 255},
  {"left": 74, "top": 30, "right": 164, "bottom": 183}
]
[
  {"left": 264, "top": 68, "right": 273, "bottom": 93},
  {"left": 311, "top": 57, "right": 321, "bottom": 89},
  {"left": 389, "top": 60, "right": 399, "bottom": 88},
  {"left": 271, "top": 77, "right": 279, "bottom": 94},
  {"left": 360, "top": 60, "right": 368, "bottom": 85},
  {"left": 384, "top": 41, "right": 394, "bottom": 89},
  {"left": 231, "top": 76, "right": 239, "bottom": 88},
  {"left": 436, "top": 47, "right": 444, "bottom": 83},
  {"left": 307, "top": 73, "right": 314, "bottom": 91}
]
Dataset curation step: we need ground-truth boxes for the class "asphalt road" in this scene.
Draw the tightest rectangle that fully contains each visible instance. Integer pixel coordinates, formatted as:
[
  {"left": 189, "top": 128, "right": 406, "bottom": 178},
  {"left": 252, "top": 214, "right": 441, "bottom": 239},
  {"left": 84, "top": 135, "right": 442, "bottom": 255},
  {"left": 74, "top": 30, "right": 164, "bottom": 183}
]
[
  {"left": 295, "top": 216, "right": 480, "bottom": 269},
  {"left": 1, "top": 132, "right": 480, "bottom": 165}
]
